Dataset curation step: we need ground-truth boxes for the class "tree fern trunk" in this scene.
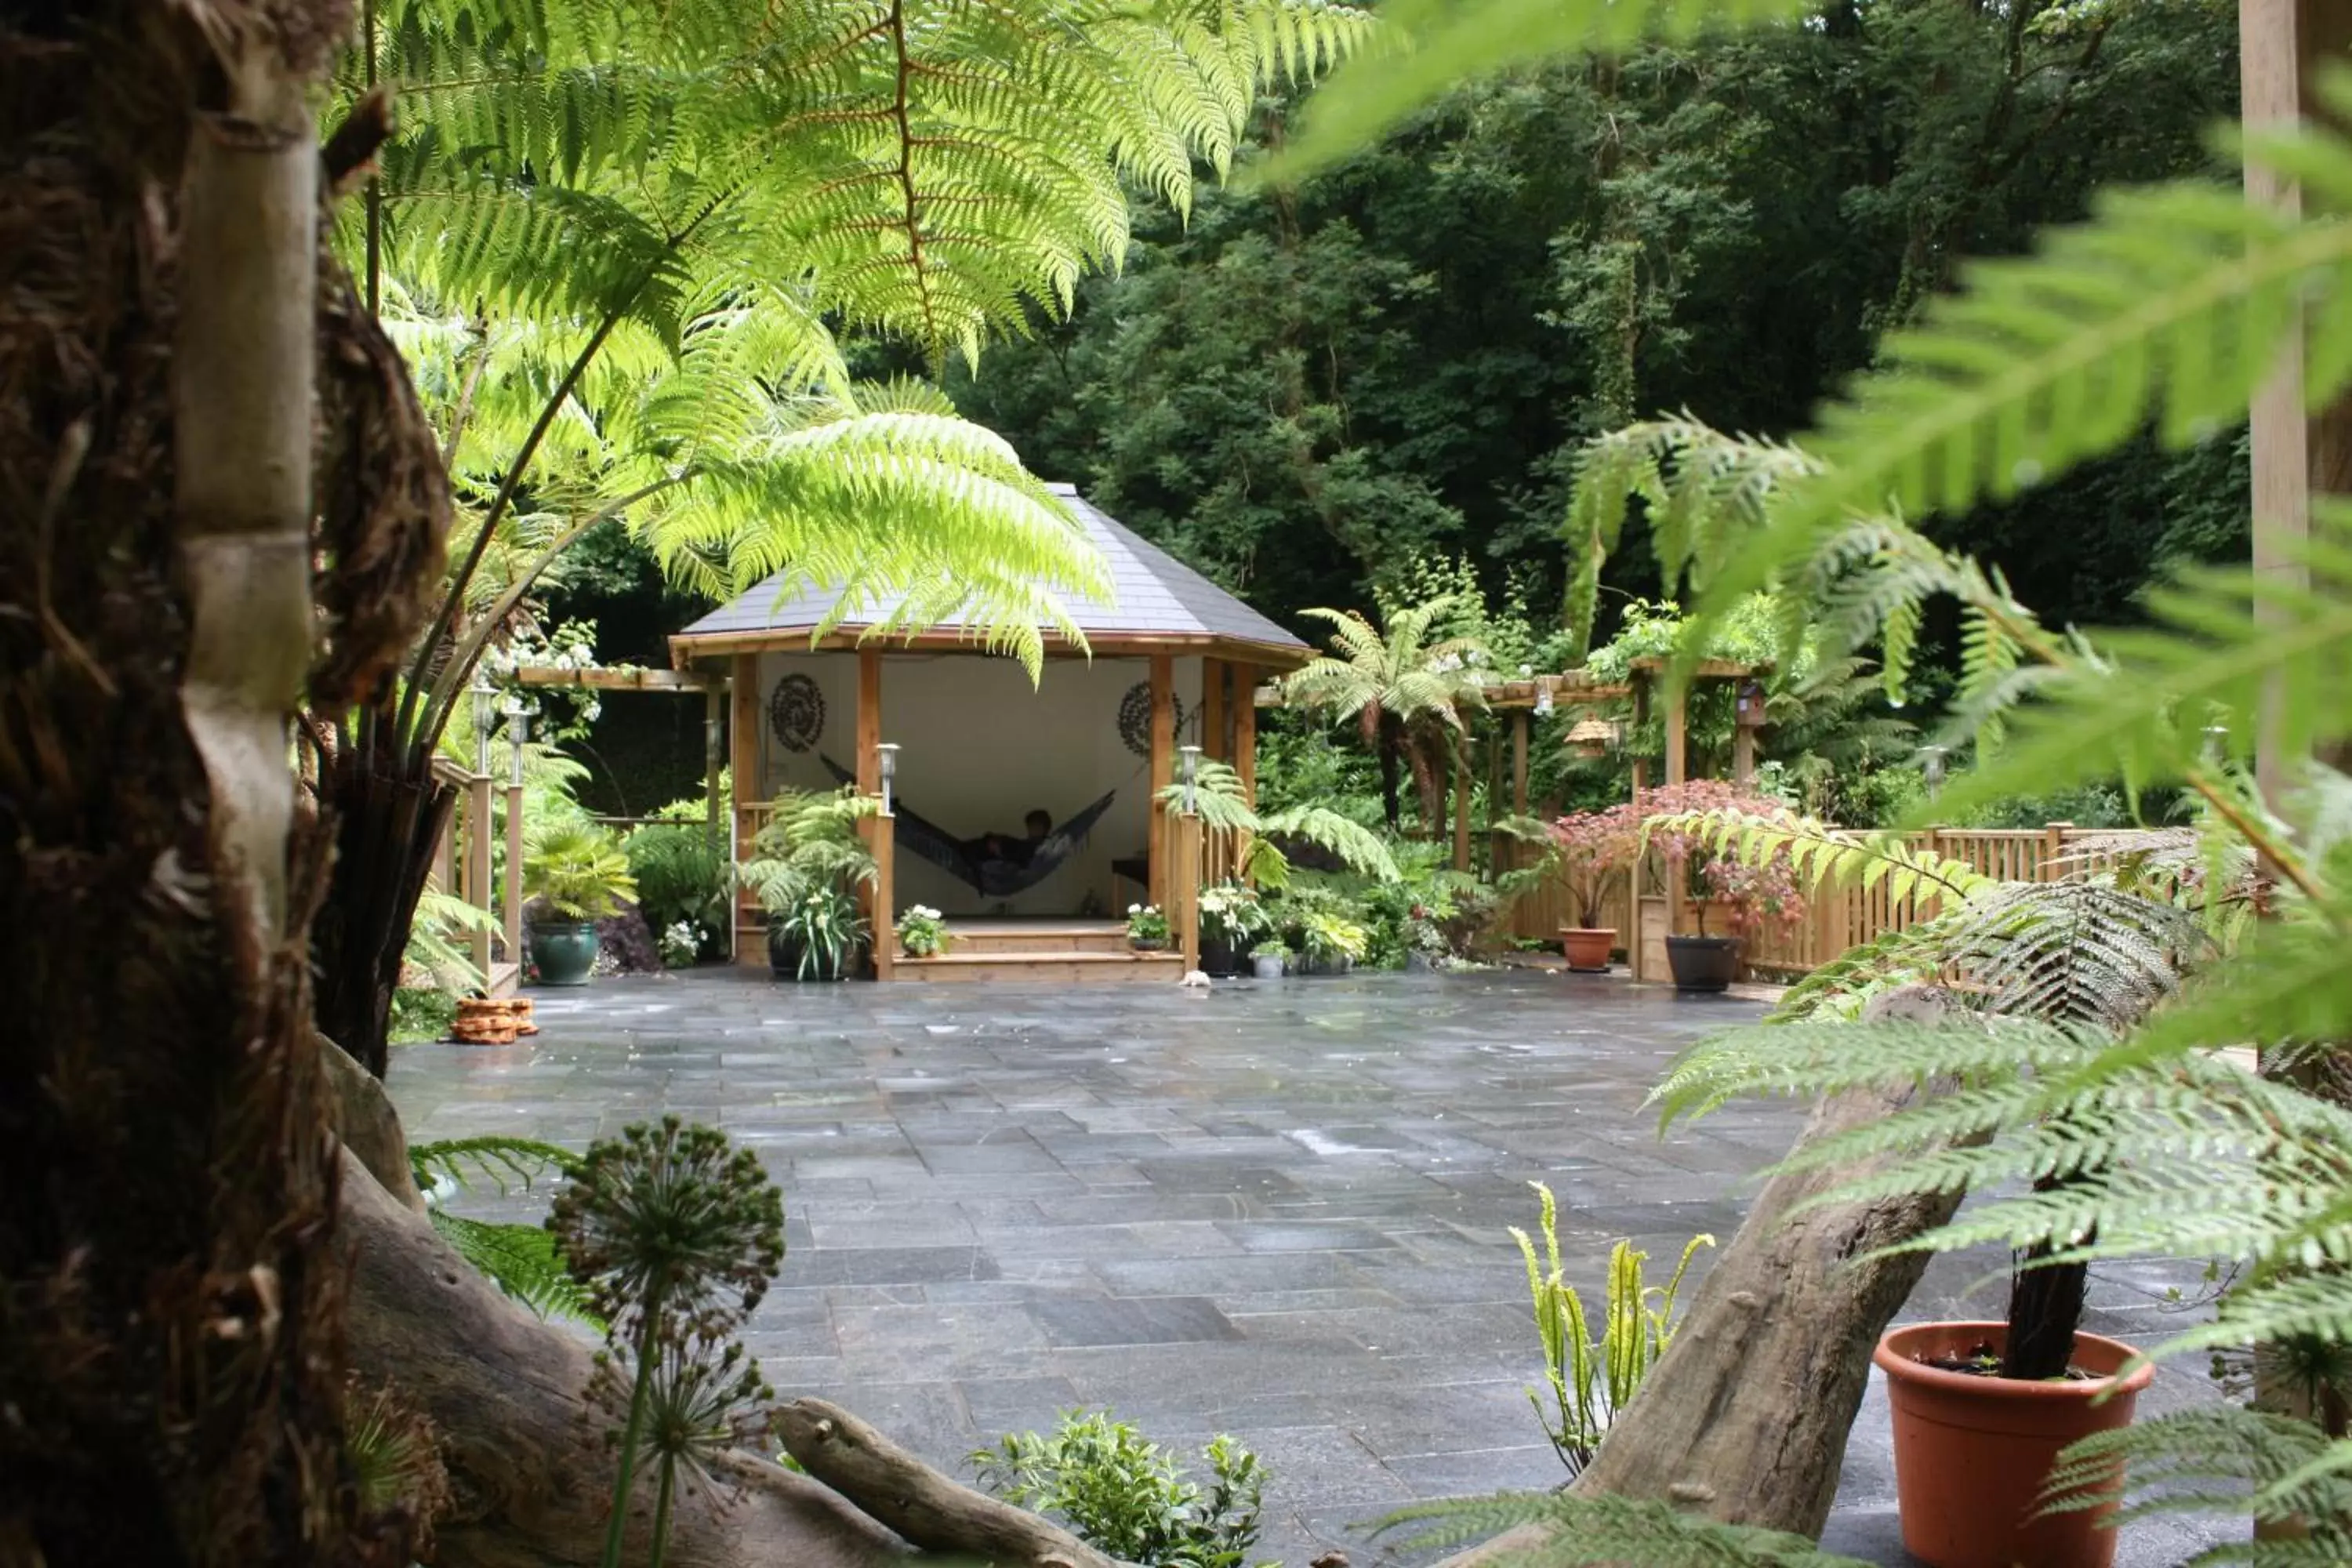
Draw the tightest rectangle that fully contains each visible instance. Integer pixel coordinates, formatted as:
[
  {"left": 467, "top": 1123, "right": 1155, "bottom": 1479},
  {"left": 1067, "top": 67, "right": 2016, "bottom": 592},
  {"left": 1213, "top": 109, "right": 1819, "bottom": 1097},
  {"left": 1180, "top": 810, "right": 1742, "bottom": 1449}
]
[
  {"left": 2002, "top": 1175, "right": 2089, "bottom": 1381},
  {"left": 2, "top": 4, "right": 445, "bottom": 1559}
]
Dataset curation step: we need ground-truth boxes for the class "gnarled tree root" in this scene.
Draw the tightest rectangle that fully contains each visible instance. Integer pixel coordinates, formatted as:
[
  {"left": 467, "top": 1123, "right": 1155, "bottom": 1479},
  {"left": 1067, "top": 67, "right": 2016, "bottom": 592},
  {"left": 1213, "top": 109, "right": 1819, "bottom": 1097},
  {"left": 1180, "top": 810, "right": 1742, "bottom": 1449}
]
[{"left": 778, "top": 1398, "right": 1134, "bottom": 1568}]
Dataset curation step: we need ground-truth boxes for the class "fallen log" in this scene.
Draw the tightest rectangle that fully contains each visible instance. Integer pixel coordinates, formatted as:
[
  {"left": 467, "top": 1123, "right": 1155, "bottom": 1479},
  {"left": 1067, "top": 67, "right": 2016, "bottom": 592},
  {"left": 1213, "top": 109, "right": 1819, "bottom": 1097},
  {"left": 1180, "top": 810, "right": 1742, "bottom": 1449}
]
[
  {"left": 1437, "top": 985, "right": 1975, "bottom": 1565},
  {"left": 779, "top": 1398, "right": 1132, "bottom": 1568}
]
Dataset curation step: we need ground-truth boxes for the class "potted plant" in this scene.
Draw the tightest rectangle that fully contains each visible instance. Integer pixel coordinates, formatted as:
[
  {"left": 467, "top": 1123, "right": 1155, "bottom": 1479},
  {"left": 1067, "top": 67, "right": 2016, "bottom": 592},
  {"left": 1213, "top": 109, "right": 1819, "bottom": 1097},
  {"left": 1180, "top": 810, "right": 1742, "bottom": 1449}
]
[
  {"left": 737, "top": 788, "right": 877, "bottom": 981},
  {"left": 1545, "top": 804, "right": 1637, "bottom": 972},
  {"left": 1248, "top": 940, "right": 1289, "bottom": 980},
  {"left": 896, "top": 903, "right": 951, "bottom": 959},
  {"left": 1126, "top": 903, "right": 1170, "bottom": 951},
  {"left": 523, "top": 822, "right": 638, "bottom": 986},
  {"left": 1196, "top": 883, "right": 1268, "bottom": 976},
  {"left": 768, "top": 882, "right": 867, "bottom": 982},
  {"left": 1298, "top": 909, "right": 1368, "bottom": 975},
  {"left": 1636, "top": 780, "right": 1802, "bottom": 992}
]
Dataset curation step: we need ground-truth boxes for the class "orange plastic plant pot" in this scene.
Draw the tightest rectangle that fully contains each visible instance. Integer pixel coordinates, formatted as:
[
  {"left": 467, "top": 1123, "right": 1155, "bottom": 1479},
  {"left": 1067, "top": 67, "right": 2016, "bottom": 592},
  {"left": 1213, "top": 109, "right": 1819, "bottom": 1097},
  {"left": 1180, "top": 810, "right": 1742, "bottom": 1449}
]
[
  {"left": 1559, "top": 927, "right": 1616, "bottom": 971},
  {"left": 1875, "top": 1321, "right": 2154, "bottom": 1568}
]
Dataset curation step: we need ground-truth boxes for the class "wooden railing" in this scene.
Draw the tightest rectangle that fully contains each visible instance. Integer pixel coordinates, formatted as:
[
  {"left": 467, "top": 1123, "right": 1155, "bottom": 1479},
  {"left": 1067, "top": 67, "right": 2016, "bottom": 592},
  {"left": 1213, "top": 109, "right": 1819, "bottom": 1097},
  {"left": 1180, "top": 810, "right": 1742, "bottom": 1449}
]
[
  {"left": 428, "top": 756, "right": 521, "bottom": 996},
  {"left": 1501, "top": 822, "right": 2171, "bottom": 977}
]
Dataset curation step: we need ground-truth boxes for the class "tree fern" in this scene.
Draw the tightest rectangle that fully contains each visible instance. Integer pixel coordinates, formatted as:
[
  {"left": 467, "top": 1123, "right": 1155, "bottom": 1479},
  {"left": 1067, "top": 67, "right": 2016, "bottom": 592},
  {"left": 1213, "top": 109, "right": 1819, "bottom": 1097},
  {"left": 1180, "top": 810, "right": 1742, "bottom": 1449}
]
[
  {"left": 1373, "top": 1493, "right": 1873, "bottom": 1568},
  {"left": 407, "top": 1137, "right": 597, "bottom": 1323}
]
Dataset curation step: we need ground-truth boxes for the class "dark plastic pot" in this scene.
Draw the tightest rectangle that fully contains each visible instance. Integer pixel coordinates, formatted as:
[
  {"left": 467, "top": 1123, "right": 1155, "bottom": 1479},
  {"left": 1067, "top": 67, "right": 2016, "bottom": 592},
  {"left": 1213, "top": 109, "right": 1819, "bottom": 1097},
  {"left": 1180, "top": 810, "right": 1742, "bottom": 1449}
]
[
  {"left": 1200, "top": 936, "right": 1248, "bottom": 978},
  {"left": 1559, "top": 927, "right": 1616, "bottom": 972},
  {"left": 1876, "top": 1321, "right": 2154, "bottom": 1568},
  {"left": 1664, "top": 935, "right": 1741, "bottom": 992},
  {"left": 768, "top": 925, "right": 854, "bottom": 982},
  {"left": 528, "top": 920, "right": 599, "bottom": 987}
]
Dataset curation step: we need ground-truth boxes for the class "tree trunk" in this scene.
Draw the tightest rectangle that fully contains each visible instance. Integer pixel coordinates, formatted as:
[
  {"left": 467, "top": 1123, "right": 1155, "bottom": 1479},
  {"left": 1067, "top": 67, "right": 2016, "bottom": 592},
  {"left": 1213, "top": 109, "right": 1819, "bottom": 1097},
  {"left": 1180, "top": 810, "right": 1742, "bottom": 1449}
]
[
  {"left": 1377, "top": 728, "right": 1404, "bottom": 830},
  {"left": 2, "top": 4, "right": 446, "bottom": 1561},
  {"left": 1436, "top": 986, "right": 1976, "bottom": 1563},
  {"left": 339, "top": 1153, "right": 909, "bottom": 1568}
]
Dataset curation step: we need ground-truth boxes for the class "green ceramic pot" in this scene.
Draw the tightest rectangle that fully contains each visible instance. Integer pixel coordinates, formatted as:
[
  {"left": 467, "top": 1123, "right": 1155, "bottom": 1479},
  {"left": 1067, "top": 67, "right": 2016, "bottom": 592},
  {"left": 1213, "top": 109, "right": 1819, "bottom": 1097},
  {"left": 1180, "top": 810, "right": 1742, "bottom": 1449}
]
[{"left": 529, "top": 920, "right": 600, "bottom": 987}]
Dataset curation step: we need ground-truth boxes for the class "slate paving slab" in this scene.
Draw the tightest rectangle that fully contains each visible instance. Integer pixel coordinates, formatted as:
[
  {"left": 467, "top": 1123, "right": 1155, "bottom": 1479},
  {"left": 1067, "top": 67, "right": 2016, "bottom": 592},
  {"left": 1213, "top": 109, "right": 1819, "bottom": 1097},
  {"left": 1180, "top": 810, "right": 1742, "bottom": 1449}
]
[{"left": 396, "top": 967, "right": 2227, "bottom": 1568}]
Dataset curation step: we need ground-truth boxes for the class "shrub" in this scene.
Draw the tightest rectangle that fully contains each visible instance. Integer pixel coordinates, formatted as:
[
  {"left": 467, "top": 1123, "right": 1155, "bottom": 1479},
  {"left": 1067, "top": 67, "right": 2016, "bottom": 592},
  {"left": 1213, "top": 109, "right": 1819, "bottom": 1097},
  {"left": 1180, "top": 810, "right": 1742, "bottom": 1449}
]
[
  {"left": 971, "top": 1410, "right": 1269, "bottom": 1568},
  {"left": 626, "top": 822, "right": 731, "bottom": 957}
]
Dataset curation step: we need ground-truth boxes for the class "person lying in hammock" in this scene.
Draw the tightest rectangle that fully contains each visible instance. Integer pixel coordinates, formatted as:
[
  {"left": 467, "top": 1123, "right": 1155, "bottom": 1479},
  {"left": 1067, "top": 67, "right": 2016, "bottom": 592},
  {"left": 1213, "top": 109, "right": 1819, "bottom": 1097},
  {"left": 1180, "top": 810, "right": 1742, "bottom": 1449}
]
[{"left": 972, "top": 810, "right": 1052, "bottom": 868}]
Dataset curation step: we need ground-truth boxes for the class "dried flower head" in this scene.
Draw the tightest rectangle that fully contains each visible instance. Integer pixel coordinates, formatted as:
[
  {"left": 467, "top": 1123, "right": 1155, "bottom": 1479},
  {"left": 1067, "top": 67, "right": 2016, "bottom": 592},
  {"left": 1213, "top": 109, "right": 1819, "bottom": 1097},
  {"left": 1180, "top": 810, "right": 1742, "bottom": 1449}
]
[{"left": 548, "top": 1116, "right": 786, "bottom": 1338}]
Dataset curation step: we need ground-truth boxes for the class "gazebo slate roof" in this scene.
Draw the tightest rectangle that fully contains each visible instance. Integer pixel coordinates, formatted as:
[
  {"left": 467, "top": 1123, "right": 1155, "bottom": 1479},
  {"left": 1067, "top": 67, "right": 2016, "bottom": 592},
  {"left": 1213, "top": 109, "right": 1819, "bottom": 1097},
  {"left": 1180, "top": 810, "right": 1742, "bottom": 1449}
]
[{"left": 670, "top": 484, "right": 1311, "bottom": 668}]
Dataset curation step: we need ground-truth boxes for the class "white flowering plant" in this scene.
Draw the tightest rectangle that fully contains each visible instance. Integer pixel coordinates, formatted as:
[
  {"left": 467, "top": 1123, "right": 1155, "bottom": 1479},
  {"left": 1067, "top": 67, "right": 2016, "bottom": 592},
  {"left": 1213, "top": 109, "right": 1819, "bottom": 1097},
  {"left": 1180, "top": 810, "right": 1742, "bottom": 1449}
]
[
  {"left": 1126, "top": 904, "right": 1170, "bottom": 946},
  {"left": 659, "top": 920, "right": 702, "bottom": 969},
  {"left": 895, "top": 904, "right": 951, "bottom": 958}
]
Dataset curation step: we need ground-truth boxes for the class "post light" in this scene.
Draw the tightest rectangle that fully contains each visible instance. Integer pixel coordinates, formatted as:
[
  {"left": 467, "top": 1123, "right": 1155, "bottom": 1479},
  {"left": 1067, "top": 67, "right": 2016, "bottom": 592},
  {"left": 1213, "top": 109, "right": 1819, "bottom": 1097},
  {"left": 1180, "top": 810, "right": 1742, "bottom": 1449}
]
[
  {"left": 1534, "top": 677, "right": 1555, "bottom": 717},
  {"left": 877, "top": 742, "right": 900, "bottom": 815},
  {"left": 1920, "top": 744, "right": 1949, "bottom": 801},
  {"left": 470, "top": 670, "right": 498, "bottom": 774},
  {"left": 1609, "top": 717, "right": 1628, "bottom": 752},
  {"left": 2201, "top": 724, "right": 2230, "bottom": 769},
  {"left": 1180, "top": 743, "right": 1201, "bottom": 814},
  {"left": 503, "top": 692, "right": 532, "bottom": 787}
]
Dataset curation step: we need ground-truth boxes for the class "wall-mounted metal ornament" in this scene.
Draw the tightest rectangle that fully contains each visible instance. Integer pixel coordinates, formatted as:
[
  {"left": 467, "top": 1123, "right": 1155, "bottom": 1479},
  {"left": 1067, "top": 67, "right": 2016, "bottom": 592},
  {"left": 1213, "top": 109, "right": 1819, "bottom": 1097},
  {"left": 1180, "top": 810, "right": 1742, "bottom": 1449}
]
[
  {"left": 1116, "top": 681, "right": 1186, "bottom": 757},
  {"left": 768, "top": 673, "right": 826, "bottom": 753}
]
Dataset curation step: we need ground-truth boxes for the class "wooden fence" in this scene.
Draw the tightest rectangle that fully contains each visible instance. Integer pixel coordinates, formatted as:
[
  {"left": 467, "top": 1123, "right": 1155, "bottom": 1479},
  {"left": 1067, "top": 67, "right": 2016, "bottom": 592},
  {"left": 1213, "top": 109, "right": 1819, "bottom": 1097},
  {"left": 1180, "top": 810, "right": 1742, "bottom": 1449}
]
[{"left": 1498, "top": 822, "right": 2165, "bottom": 977}]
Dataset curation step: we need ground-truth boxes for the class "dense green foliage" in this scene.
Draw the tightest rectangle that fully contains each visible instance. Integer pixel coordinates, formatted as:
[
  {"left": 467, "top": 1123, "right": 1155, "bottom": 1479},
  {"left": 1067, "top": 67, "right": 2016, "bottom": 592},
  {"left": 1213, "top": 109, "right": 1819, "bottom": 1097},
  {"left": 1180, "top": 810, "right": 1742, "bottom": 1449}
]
[
  {"left": 949, "top": 2, "right": 2245, "bottom": 640},
  {"left": 973, "top": 1412, "right": 1269, "bottom": 1568}
]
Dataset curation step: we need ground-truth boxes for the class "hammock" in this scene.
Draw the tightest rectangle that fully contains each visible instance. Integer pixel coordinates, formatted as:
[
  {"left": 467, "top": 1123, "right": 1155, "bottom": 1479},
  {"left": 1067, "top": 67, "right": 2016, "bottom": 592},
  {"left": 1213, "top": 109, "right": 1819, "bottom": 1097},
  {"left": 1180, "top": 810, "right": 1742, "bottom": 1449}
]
[{"left": 820, "top": 756, "right": 1119, "bottom": 898}]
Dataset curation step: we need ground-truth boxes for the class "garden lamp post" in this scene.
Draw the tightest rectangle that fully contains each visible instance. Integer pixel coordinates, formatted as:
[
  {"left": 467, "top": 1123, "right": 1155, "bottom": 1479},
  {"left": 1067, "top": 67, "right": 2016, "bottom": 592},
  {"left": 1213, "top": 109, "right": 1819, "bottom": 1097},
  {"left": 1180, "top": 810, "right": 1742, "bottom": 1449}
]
[
  {"left": 877, "top": 742, "right": 899, "bottom": 815},
  {"left": 1920, "top": 745, "right": 1949, "bottom": 804},
  {"left": 1534, "top": 677, "right": 1555, "bottom": 717},
  {"left": 1180, "top": 744, "right": 1201, "bottom": 815},
  {"left": 2202, "top": 724, "right": 2230, "bottom": 769}
]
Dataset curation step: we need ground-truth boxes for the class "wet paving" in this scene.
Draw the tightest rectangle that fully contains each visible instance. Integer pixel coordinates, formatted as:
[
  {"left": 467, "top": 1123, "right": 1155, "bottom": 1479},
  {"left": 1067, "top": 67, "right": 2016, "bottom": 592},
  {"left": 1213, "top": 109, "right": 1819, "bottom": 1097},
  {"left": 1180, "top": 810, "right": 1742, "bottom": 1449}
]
[{"left": 392, "top": 967, "right": 2228, "bottom": 1567}]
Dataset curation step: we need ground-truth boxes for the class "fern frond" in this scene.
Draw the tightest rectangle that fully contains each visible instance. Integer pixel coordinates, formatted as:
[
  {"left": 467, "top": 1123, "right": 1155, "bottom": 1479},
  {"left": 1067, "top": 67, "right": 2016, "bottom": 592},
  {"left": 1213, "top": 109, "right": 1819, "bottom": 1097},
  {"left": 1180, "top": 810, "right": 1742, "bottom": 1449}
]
[
  {"left": 408, "top": 1135, "right": 579, "bottom": 1195},
  {"left": 427, "top": 1210, "right": 601, "bottom": 1324},
  {"left": 1372, "top": 1492, "right": 1873, "bottom": 1568}
]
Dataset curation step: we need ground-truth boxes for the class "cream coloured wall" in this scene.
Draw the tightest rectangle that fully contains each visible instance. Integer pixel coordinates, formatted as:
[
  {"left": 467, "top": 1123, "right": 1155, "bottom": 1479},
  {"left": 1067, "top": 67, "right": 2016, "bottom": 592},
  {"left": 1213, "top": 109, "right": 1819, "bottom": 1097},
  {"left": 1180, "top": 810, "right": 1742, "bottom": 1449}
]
[{"left": 748, "top": 649, "right": 1203, "bottom": 917}]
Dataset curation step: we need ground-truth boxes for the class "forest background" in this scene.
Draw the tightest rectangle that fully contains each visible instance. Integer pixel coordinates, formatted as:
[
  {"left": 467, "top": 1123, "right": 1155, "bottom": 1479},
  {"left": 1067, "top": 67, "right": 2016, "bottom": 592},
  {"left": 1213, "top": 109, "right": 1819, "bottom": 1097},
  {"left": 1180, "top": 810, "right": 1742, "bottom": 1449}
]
[{"left": 549, "top": 0, "right": 2250, "bottom": 818}]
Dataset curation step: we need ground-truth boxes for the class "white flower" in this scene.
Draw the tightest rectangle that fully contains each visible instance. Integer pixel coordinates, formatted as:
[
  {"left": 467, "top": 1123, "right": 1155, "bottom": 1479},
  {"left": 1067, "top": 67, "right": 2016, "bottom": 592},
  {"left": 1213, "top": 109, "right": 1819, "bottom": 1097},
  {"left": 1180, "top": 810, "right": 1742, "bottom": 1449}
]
[{"left": 1127, "top": 903, "right": 1141, "bottom": 915}]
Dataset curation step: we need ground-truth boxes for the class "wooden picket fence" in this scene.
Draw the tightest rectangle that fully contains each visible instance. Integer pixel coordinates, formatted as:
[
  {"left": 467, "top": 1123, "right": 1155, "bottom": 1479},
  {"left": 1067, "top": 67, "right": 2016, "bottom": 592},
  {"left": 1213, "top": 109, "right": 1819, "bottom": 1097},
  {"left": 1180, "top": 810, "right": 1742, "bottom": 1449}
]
[{"left": 1497, "top": 823, "right": 2165, "bottom": 976}]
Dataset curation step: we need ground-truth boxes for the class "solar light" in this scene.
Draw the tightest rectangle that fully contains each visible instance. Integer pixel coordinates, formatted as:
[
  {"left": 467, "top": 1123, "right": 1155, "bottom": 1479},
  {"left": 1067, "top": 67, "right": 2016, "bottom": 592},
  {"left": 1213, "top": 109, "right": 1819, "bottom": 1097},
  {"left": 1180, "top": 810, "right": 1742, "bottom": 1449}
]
[
  {"left": 877, "top": 742, "right": 900, "bottom": 814},
  {"left": 471, "top": 670, "right": 498, "bottom": 774},
  {"left": 2201, "top": 724, "right": 2229, "bottom": 769},
  {"left": 502, "top": 692, "right": 532, "bottom": 787},
  {"left": 1180, "top": 744, "right": 1202, "bottom": 814},
  {"left": 1534, "top": 677, "right": 1555, "bottom": 717},
  {"left": 1920, "top": 744, "right": 1949, "bottom": 800}
]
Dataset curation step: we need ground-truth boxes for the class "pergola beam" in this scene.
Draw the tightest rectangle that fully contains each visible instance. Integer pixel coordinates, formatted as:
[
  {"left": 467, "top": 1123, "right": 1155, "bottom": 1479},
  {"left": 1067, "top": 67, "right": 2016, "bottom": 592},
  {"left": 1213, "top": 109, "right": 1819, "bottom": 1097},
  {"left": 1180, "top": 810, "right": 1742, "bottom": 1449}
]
[{"left": 513, "top": 664, "right": 723, "bottom": 692}]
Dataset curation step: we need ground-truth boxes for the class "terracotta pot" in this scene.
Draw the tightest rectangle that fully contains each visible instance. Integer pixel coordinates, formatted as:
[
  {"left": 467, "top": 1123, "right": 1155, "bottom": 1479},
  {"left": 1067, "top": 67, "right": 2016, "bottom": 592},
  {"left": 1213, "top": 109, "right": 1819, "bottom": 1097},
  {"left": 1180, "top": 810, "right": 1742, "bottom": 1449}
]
[
  {"left": 1559, "top": 927, "right": 1616, "bottom": 972},
  {"left": 1876, "top": 1321, "right": 2154, "bottom": 1568}
]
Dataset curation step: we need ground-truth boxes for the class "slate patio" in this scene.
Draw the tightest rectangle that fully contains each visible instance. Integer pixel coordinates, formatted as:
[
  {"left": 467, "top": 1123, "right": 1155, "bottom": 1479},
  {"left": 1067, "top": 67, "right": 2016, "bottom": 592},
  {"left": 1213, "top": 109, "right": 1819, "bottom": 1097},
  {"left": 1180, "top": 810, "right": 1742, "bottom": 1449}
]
[{"left": 391, "top": 967, "right": 2226, "bottom": 1568}]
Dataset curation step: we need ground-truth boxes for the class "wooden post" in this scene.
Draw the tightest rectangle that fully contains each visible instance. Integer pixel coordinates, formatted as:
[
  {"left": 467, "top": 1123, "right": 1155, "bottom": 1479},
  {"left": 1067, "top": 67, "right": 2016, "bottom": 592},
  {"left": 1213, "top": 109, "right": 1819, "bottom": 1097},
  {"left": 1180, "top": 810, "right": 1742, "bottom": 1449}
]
[
  {"left": 467, "top": 771, "right": 494, "bottom": 983},
  {"left": 730, "top": 653, "right": 760, "bottom": 966},
  {"left": 1733, "top": 721, "right": 1756, "bottom": 786},
  {"left": 704, "top": 684, "right": 724, "bottom": 829},
  {"left": 1174, "top": 811, "right": 1203, "bottom": 974},
  {"left": 855, "top": 648, "right": 887, "bottom": 970},
  {"left": 503, "top": 771, "right": 524, "bottom": 978},
  {"left": 1200, "top": 657, "right": 1225, "bottom": 763},
  {"left": 2243, "top": 0, "right": 2352, "bottom": 807},
  {"left": 870, "top": 805, "right": 895, "bottom": 983},
  {"left": 1512, "top": 710, "right": 1529, "bottom": 816},
  {"left": 1629, "top": 677, "right": 1650, "bottom": 981},
  {"left": 1452, "top": 740, "right": 1472, "bottom": 872},
  {"left": 1235, "top": 667, "right": 1258, "bottom": 801},
  {"left": 1664, "top": 681, "right": 1688, "bottom": 942},
  {"left": 1148, "top": 654, "right": 1174, "bottom": 911}
]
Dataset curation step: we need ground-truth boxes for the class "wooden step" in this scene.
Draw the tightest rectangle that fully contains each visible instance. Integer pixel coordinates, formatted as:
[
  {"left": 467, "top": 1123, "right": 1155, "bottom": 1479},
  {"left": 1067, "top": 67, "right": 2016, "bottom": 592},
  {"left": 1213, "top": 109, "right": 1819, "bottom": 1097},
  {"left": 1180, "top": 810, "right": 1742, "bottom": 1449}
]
[
  {"left": 896, "top": 949, "right": 1187, "bottom": 985},
  {"left": 945, "top": 922, "right": 1131, "bottom": 956}
]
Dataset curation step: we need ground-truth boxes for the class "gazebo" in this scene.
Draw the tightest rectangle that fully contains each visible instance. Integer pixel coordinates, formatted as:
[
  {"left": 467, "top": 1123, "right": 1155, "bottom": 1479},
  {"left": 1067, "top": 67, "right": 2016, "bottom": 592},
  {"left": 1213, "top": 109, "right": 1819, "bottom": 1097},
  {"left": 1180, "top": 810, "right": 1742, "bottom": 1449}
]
[{"left": 665, "top": 483, "right": 1314, "bottom": 980}]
